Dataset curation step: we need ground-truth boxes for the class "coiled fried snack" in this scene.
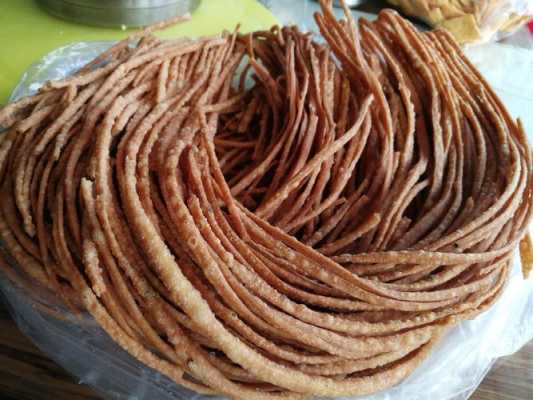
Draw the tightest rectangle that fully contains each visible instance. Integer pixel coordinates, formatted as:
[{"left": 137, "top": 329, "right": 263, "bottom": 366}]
[{"left": 0, "top": 1, "right": 531, "bottom": 398}]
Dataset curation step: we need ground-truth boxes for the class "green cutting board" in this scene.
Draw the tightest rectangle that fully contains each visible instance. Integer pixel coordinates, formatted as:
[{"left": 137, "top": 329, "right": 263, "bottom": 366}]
[{"left": 0, "top": 0, "right": 277, "bottom": 104}]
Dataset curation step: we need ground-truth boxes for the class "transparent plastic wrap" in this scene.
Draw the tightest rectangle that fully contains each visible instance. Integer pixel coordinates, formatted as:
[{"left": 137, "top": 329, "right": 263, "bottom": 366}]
[
  {"left": 1, "top": 40, "right": 533, "bottom": 400},
  {"left": 262, "top": 0, "right": 376, "bottom": 32},
  {"left": 387, "top": 0, "right": 533, "bottom": 44}
]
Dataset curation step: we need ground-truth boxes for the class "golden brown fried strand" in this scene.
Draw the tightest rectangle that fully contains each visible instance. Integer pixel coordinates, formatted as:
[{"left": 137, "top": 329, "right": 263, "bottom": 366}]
[{"left": 0, "top": 4, "right": 531, "bottom": 399}]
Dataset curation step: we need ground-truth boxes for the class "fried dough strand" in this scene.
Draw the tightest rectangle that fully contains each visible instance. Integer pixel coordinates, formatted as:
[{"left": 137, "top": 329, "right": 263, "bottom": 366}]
[{"left": 0, "top": 1, "right": 531, "bottom": 398}]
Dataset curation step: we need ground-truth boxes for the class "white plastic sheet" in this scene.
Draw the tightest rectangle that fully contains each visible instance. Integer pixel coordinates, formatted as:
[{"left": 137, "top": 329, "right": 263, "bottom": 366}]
[
  {"left": 1, "top": 19, "right": 533, "bottom": 400},
  {"left": 264, "top": 0, "right": 376, "bottom": 31}
]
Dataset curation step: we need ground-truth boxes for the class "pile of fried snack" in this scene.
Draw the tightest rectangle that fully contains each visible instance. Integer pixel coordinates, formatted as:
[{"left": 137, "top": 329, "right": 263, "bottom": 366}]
[
  {"left": 387, "top": 0, "right": 532, "bottom": 43},
  {"left": 0, "top": 1, "right": 531, "bottom": 398}
]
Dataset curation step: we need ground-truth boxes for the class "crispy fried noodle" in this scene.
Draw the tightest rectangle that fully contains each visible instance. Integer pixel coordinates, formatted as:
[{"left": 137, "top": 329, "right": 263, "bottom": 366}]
[{"left": 0, "top": 1, "right": 531, "bottom": 398}]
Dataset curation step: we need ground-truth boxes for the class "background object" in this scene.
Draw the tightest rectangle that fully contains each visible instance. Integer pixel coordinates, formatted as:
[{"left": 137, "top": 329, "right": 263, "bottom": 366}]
[
  {"left": 333, "top": 0, "right": 368, "bottom": 6},
  {"left": 266, "top": 0, "right": 374, "bottom": 31},
  {"left": 386, "top": 0, "right": 533, "bottom": 44},
  {"left": 0, "top": 0, "right": 276, "bottom": 104},
  {"left": 35, "top": 0, "right": 200, "bottom": 28}
]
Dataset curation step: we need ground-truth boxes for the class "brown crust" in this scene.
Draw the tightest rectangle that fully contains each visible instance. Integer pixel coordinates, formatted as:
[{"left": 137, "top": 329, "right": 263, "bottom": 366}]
[{"left": 0, "top": 1, "right": 530, "bottom": 398}]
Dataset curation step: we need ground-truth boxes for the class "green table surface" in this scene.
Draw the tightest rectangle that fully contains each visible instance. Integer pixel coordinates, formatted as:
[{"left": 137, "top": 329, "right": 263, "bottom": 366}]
[{"left": 0, "top": 0, "right": 277, "bottom": 104}]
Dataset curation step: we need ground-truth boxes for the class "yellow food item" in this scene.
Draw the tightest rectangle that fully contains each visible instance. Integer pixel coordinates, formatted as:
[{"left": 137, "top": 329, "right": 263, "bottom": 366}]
[
  {"left": 520, "top": 234, "right": 533, "bottom": 279},
  {"left": 441, "top": 14, "right": 481, "bottom": 43},
  {"left": 387, "top": 0, "right": 532, "bottom": 44}
]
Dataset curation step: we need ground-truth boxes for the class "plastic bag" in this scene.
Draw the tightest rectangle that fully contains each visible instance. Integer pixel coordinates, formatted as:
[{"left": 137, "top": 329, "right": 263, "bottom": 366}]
[
  {"left": 262, "top": 0, "right": 376, "bottom": 32},
  {"left": 1, "top": 38, "right": 533, "bottom": 400},
  {"left": 387, "top": 0, "right": 533, "bottom": 44}
]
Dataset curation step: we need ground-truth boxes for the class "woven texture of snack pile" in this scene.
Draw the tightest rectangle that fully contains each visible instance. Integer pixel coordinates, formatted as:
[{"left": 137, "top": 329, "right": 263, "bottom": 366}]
[
  {"left": 387, "top": 0, "right": 533, "bottom": 43},
  {"left": 0, "top": 0, "right": 532, "bottom": 398}
]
